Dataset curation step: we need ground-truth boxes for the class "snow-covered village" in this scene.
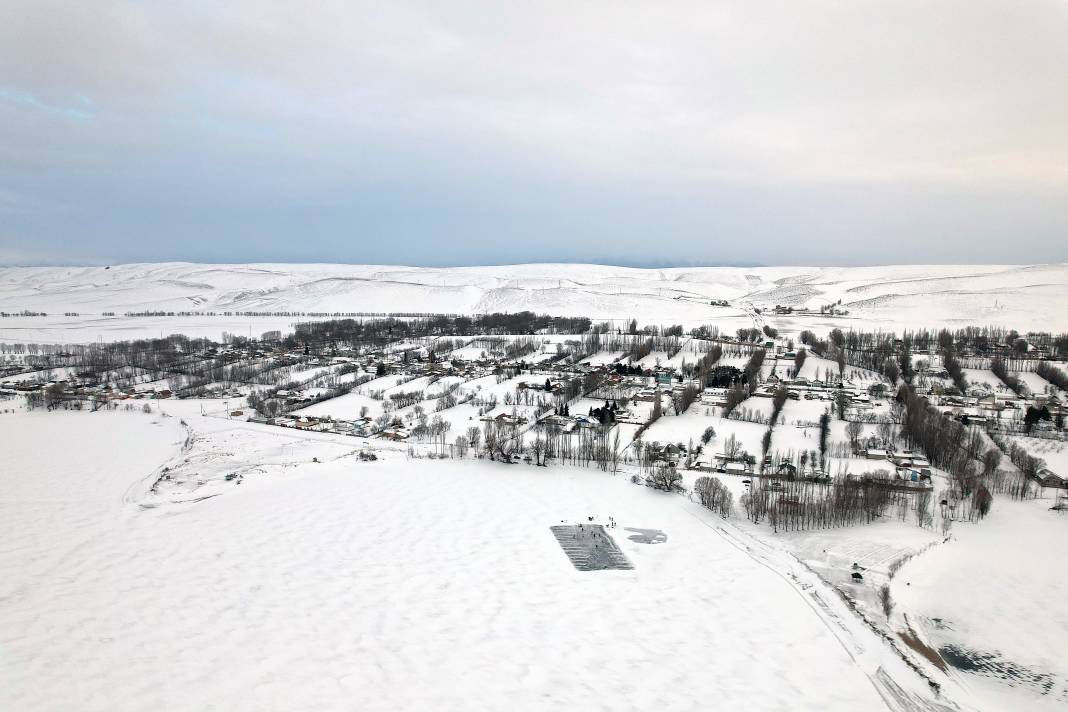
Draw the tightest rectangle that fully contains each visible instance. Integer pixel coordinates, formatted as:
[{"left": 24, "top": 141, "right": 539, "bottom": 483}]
[{"left": 1, "top": 263, "right": 1067, "bottom": 712}]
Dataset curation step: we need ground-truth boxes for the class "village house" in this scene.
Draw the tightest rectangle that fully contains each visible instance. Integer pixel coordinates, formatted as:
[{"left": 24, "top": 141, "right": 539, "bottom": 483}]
[
  {"left": 776, "top": 461, "right": 798, "bottom": 478},
  {"left": 1036, "top": 468, "right": 1066, "bottom": 489},
  {"left": 720, "top": 461, "right": 749, "bottom": 475},
  {"left": 379, "top": 428, "right": 409, "bottom": 441},
  {"left": 538, "top": 414, "right": 577, "bottom": 433},
  {"left": 481, "top": 412, "right": 528, "bottom": 427}
]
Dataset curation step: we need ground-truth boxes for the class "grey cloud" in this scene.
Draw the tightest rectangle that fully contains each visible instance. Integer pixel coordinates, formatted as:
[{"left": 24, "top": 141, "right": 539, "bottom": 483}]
[{"left": 0, "top": 0, "right": 1065, "bottom": 265}]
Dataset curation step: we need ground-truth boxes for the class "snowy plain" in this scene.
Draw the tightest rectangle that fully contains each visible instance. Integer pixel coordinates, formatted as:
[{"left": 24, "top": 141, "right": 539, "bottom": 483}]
[{"left": 0, "top": 408, "right": 928, "bottom": 712}]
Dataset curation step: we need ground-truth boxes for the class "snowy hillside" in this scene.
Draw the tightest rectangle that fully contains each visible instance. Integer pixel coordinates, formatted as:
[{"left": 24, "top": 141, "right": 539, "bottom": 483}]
[{"left": 2, "top": 263, "right": 1066, "bottom": 338}]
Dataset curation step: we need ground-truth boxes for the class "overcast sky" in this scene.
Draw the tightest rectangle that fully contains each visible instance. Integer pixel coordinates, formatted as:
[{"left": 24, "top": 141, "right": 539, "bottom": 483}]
[{"left": 1, "top": 0, "right": 1066, "bottom": 267}]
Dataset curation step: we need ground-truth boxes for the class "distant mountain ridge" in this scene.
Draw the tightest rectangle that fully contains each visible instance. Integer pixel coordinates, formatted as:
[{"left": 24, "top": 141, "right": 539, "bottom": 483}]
[{"left": 1, "top": 262, "right": 1065, "bottom": 332}]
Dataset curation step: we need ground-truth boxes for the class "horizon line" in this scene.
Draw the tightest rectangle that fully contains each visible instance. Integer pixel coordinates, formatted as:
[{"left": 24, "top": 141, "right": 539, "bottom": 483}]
[{"left": 3, "top": 259, "right": 1066, "bottom": 270}]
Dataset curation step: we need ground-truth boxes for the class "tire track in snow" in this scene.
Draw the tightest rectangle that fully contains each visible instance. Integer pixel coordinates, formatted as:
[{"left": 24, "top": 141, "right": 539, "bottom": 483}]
[{"left": 682, "top": 507, "right": 963, "bottom": 712}]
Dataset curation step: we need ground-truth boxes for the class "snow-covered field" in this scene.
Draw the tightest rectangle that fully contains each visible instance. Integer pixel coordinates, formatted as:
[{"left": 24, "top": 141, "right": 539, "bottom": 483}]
[
  {"left": 1006, "top": 436, "right": 1068, "bottom": 476},
  {"left": 893, "top": 498, "right": 1068, "bottom": 711},
  {"left": 2, "top": 262, "right": 1067, "bottom": 343},
  {"left": 0, "top": 408, "right": 942, "bottom": 712},
  {"left": 0, "top": 406, "right": 1061, "bottom": 712},
  {"left": 1013, "top": 370, "right": 1052, "bottom": 397},
  {"left": 962, "top": 368, "right": 1006, "bottom": 393}
]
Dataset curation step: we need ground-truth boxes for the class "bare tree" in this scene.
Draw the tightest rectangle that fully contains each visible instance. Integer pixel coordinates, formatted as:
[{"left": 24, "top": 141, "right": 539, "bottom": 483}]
[
  {"left": 834, "top": 390, "right": 850, "bottom": 419},
  {"left": 818, "top": 412, "right": 830, "bottom": 469},
  {"left": 877, "top": 421, "right": 894, "bottom": 449},
  {"left": 963, "top": 427, "right": 985, "bottom": 460},
  {"left": 694, "top": 476, "right": 733, "bottom": 518},
  {"left": 981, "top": 448, "right": 1001, "bottom": 478},
  {"left": 793, "top": 348, "right": 807, "bottom": 377},
  {"left": 915, "top": 488, "right": 933, "bottom": 527},
  {"left": 879, "top": 585, "right": 894, "bottom": 620},
  {"left": 647, "top": 463, "right": 683, "bottom": 491},
  {"left": 482, "top": 421, "right": 498, "bottom": 459},
  {"left": 846, "top": 420, "right": 864, "bottom": 449},
  {"left": 761, "top": 429, "right": 772, "bottom": 470},
  {"left": 723, "top": 383, "right": 747, "bottom": 417},
  {"left": 529, "top": 433, "right": 546, "bottom": 465},
  {"left": 609, "top": 428, "right": 621, "bottom": 473},
  {"left": 972, "top": 485, "right": 993, "bottom": 520},
  {"left": 724, "top": 433, "right": 742, "bottom": 460}
]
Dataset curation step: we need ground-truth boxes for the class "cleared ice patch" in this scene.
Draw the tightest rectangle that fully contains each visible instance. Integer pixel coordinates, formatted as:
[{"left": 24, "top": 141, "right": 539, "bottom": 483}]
[
  {"left": 625, "top": 527, "right": 667, "bottom": 545},
  {"left": 939, "top": 645, "right": 1065, "bottom": 698},
  {"left": 550, "top": 524, "right": 633, "bottom": 571}
]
